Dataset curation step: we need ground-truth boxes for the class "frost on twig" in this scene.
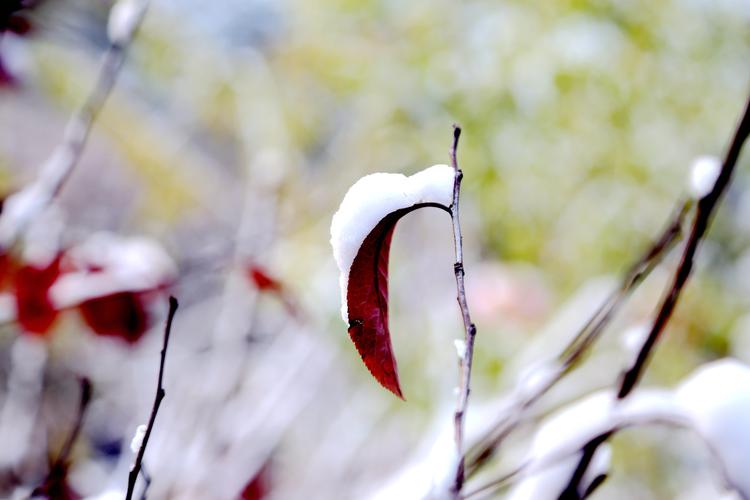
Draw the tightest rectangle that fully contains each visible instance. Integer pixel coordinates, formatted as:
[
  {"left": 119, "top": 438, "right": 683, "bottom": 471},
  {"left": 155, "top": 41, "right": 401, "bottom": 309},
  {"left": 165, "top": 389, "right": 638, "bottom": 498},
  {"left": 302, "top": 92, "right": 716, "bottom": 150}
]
[
  {"left": 0, "top": 0, "right": 149, "bottom": 250},
  {"left": 469, "top": 358, "right": 750, "bottom": 499}
]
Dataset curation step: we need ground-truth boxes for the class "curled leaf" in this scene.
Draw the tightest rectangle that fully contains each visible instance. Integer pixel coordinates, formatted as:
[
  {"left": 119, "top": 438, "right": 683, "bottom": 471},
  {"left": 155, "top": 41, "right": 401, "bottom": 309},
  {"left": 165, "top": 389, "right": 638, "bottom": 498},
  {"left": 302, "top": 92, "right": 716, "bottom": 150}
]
[{"left": 331, "top": 165, "right": 454, "bottom": 398}]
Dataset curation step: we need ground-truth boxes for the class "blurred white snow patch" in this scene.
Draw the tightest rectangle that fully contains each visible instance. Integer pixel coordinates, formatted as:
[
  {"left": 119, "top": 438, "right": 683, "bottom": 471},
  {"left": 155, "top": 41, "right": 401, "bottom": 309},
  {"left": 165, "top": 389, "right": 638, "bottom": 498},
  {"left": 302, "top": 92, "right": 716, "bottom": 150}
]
[
  {"left": 108, "top": 0, "right": 147, "bottom": 45},
  {"left": 368, "top": 407, "right": 459, "bottom": 500},
  {"left": 688, "top": 155, "right": 721, "bottom": 199},
  {"left": 675, "top": 358, "right": 750, "bottom": 496},
  {"left": 50, "top": 232, "right": 176, "bottom": 308},
  {"left": 68, "top": 459, "right": 112, "bottom": 498},
  {"left": 0, "top": 336, "right": 47, "bottom": 466},
  {"left": 676, "top": 479, "right": 743, "bottom": 500},
  {"left": 10, "top": 334, "right": 47, "bottom": 379},
  {"left": 620, "top": 323, "right": 650, "bottom": 357},
  {"left": 21, "top": 204, "right": 64, "bottom": 266},
  {"left": 514, "top": 361, "right": 560, "bottom": 403},
  {"left": 330, "top": 165, "right": 454, "bottom": 320},
  {"left": 454, "top": 338, "right": 467, "bottom": 359},
  {"left": 507, "top": 391, "right": 613, "bottom": 500},
  {"left": 84, "top": 489, "right": 126, "bottom": 500},
  {"left": 130, "top": 424, "right": 147, "bottom": 453},
  {"left": 509, "top": 388, "right": 678, "bottom": 499},
  {"left": 0, "top": 293, "right": 16, "bottom": 323}
]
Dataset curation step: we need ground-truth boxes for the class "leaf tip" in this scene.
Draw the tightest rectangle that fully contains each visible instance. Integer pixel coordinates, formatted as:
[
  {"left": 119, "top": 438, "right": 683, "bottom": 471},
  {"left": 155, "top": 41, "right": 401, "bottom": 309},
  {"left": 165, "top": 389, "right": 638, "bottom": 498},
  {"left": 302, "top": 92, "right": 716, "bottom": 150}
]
[{"left": 348, "top": 319, "right": 404, "bottom": 399}]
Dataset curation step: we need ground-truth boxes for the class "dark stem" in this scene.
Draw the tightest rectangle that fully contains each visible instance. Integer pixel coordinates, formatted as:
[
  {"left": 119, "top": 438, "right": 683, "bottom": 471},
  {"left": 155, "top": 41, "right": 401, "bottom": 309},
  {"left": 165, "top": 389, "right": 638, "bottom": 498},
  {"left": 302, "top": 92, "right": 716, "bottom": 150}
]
[
  {"left": 449, "top": 125, "right": 478, "bottom": 498},
  {"left": 565, "top": 91, "right": 750, "bottom": 496},
  {"left": 557, "top": 433, "right": 612, "bottom": 500},
  {"left": 619, "top": 93, "right": 750, "bottom": 397},
  {"left": 126, "top": 296, "right": 179, "bottom": 500}
]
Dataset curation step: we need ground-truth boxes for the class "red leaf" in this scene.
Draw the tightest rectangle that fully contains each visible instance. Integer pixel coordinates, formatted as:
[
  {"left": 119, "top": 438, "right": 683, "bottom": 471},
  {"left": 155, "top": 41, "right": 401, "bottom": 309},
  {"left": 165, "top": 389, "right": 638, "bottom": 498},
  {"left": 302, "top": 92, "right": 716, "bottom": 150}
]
[
  {"left": 14, "top": 256, "right": 62, "bottom": 335},
  {"left": 247, "top": 265, "right": 283, "bottom": 292},
  {"left": 239, "top": 460, "right": 272, "bottom": 500},
  {"left": 346, "top": 204, "right": 445, "bottom": 399},
  {"left": 79, "top": 291, "right": 148, "bottom": 343}
]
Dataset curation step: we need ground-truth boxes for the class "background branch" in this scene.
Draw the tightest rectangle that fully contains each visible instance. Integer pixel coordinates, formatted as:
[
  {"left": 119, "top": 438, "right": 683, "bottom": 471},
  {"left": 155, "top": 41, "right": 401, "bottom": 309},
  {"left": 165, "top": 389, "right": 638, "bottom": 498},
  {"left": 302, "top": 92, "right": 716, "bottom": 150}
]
[
  {"left": 0, "top": 0, "right": 147, "bottom": 249},
  {"left": 562, "top": 91, "right": 750, "bottom": 499},
  {"left": 466, "top": 198, "right": 689, "bottom": 476}
]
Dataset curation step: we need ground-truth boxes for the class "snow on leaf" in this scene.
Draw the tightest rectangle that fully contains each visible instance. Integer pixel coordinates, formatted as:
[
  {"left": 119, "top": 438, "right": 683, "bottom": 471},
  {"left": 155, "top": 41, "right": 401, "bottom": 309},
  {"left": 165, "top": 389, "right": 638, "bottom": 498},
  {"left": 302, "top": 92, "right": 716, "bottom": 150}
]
[
  {"left": 330, "top": 165, "right": 454, "bottom": 398},
  {"left": 675, "top": 358, "right": 750, "bottom": 496}
]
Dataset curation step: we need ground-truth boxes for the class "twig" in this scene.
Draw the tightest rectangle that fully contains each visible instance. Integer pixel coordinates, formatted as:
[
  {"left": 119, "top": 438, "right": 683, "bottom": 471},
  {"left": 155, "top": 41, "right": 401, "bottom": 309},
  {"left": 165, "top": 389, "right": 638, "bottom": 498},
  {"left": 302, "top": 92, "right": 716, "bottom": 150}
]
[
  {"left": 0, "top": 0, "right": 147, "bottom": 249},
  {"left": 448, "top": 125, "right": 478, "bottom": 497},
  {"left": 465, "top": 411, "right": 694, "bottom": 499},
  {"left": 31, "top": 377, "right": 93, "bottom": 497},
  {"left": 619, "top": 95, "right": 750, "bottom": 397},
  {"left": 563, "top": 91, "right": 750, "bottom": 498},
  {"left": 126, "top": 296, "right": 179, "bottom": 500},
  {"left": 57, "top": 377, "right": 93, "bottom": 464},
  {"left": 465, "top": 198, "right": 689, "bottom": 476}
]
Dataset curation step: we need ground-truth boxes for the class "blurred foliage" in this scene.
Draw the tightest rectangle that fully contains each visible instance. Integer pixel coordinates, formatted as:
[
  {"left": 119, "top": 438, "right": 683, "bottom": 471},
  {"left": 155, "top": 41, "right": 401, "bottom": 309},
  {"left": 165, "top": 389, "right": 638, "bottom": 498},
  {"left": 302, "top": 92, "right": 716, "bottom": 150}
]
[{"left": 1, "top": 0, "right": 749, "bottom": 498}]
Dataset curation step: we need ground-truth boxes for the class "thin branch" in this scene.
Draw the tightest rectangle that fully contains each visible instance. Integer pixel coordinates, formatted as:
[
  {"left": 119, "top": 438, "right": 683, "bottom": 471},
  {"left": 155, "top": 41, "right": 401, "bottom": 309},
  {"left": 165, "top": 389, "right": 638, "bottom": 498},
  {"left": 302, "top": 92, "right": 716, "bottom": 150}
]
[
  {"left": 466, "top": 412, "right": 694, "bottom": 499},
  {"left": 57, "top": 377, "right": 93, "bottom": 464},
  {"left": 563, "top": 91, "right": 750, "bottom": 498},
  {"left": 448, "top": 125, "right": 478, "bottom": 497},
  {"left": 126, "top": 296, "right": 179, "bottom": 500},
  {"left": 0, "top": 1, "right": 147, "bottom": 249},
  {"left": 31, "top": 377, "right": 93, "bottom": 497},
  {"left": 465, "top": 198, "right": 689, "bottom": 476},
  {"left": 619, "top": 96, "right": 750, "bottom": 397}
]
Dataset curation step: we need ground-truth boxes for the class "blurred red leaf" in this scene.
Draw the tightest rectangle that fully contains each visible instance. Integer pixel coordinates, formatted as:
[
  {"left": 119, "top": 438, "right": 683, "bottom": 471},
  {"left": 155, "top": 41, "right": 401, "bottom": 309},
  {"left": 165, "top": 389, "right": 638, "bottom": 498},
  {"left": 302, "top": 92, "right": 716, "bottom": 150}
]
[
  {"left": 31, "top": 462, "right": 80, "bottom": 500},
  {"left": 79, "top": 291, "right": 148, "bottom": 343},
  {"left": 14, "top": 256, "right": 62, "bottom": 335},
  {"left": 239, "top": 460, "right": 272, "bottom": 500},
  {"left": 247, "top": 265, "right": 283, "bottom": 292}
]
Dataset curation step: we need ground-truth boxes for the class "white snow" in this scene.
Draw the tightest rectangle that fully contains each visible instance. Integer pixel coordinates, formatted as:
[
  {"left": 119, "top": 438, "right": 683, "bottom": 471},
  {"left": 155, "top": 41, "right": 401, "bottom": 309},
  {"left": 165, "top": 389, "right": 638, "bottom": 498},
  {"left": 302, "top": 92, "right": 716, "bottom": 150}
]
[
  {"left": 688, "top": 155, "right": 721, "bottom": 199},
  {"left": 330, "top": 165, "right": 455, "bottom": 320},
  {"left": 49, "top": 232, "right": 176, "bottom": 308},
  {"left": 130, "top": 424, "right": 148, "bottom": 454},
  {"left": 675, "top": 359, "right": 750, "bottom": 496},
  {"left": 108, "top": 0, "right": 148, "bottom": 45},
  {"left": 508, "top": 388, "right": 679, "bottom": 499},
  {"left": 507, "top": 391, "right": 614, "bottom": 500},
  {"left": 454, "top": 339, "right": 467, "bottom": 359}
]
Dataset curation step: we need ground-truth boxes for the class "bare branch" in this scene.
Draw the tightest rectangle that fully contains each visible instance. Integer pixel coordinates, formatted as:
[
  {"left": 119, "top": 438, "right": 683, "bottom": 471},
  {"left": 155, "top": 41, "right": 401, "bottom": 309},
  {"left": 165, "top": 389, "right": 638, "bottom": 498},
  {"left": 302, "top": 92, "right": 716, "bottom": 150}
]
[
  {"left": 126, "top": 296, "right": 179, "bottom": 500},
  {"left": 448, "top": 125, "right": 478, "bottom": 497},
  {"left": 31, "top": 378, "right": 92, "bottom": 497},
  {"left": 563, "top": 91, "right": 750, "bottom": 498},
  {"left": 466, "top": 198, "right": 690, "bottom": 476}
]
